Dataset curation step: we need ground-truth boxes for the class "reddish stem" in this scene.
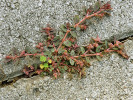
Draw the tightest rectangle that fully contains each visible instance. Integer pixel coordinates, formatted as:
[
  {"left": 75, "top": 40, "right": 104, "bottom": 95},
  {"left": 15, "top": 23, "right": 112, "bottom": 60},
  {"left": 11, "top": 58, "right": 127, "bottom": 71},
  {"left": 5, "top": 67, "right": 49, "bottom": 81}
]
[
  {"left": 6, "top": 53, "right": 44, "bottom": 60},
  {"left": 74, "top": 9, "right": 104, "bottom": 28},
  {"left": 74, "top": 52, "right": 102, "bottom": 58},
  {"left": 56, "top": 30, "right": 71, "bottom": 52}
]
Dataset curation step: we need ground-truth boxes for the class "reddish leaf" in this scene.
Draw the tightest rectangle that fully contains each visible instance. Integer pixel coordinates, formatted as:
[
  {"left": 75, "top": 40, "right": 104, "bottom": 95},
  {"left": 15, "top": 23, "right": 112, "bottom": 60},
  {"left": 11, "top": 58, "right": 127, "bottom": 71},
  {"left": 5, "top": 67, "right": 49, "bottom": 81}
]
[
  {"left": 53, "top": 72, "right": 58, "bottom": 79},
  {"left": 100, "top": 1, "right": 112, "bottom": 10}
]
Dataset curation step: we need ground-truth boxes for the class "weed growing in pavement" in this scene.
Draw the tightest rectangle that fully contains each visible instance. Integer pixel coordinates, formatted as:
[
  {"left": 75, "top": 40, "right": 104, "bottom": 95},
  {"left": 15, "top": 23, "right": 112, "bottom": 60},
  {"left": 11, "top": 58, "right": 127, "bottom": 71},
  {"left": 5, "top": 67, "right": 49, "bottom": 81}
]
[{"left": 5, "top": 1, "right": 128, "bottom": 79}]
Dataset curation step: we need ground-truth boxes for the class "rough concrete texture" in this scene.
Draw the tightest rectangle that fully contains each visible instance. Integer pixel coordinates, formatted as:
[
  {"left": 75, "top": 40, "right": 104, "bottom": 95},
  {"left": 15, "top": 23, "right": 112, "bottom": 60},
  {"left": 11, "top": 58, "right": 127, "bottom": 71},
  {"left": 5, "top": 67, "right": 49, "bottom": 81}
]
[
  {"left": 0, "top": 0, "right": 133, "bottom": 91},
  {"left": 0, "top": 0, "right": 133, "bottom": 57},
  {"left": 0, "top": 39, "right": 133, "bottom": 100}
]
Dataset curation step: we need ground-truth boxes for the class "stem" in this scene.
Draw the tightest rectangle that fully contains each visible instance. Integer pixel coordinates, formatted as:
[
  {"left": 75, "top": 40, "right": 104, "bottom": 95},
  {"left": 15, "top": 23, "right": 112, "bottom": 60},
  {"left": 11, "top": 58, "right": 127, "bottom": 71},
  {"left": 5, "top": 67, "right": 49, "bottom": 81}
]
[
  {"left": 57, "top": 30, "right": 71, "bottom": 52},
  {"left": 74, "top": 52, "right": 102, "bottom": 58},
  {"left": 24, "top": 53, "right": 43, "bottom": 56},
  {"left": 83, "top": 49, "right": 90, "bottom": 55},
  {"left": 53, "top": 43, "right": 57, "bottom": 52},
  {"left": 74, "top": 9, "right": 104, "bottom": 28},
  {"left": 7, "top": 53, "right": 44, "bottom": 60}
]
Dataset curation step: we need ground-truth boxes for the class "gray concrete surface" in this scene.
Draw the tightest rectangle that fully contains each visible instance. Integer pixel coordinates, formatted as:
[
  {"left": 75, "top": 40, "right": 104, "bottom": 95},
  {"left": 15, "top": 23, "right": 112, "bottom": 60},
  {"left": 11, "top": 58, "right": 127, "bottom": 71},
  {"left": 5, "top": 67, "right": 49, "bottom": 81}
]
[
  {"left": 0, "top": 0, "right": 133, "bottom": 97},
  {"left": 0, "top": 39, "right": 133, "bottom": 100}
]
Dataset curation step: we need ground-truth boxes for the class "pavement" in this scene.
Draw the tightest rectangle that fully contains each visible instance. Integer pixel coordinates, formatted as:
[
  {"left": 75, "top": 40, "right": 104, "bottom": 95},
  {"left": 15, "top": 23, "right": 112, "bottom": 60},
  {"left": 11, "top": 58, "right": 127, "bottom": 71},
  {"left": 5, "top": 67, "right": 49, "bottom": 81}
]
[{"left": 0, "top": 0, "right": 133, "bottom": 99}]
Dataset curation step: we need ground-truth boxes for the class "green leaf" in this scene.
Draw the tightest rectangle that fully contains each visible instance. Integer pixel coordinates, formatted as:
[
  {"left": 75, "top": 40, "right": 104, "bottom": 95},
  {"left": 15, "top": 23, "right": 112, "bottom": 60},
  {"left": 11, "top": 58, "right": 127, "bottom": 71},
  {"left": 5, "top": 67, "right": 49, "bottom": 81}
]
[
  {"left": 25, "top": 46, "right": 31, "bottom": 53},
  {"left": 59, "top": 31, "right": 64, "bottom": 39},
  {"left": 70, "top": 50, "right": 75, "bottom": 56},
  {"left": 44, "top": 51, "right": 52, "bottom": 58},
  {"left": 48, "top": 45, "right": 53, "bottom": 47},
  {"left": 51, "top": 48, "right": 55, "bottom": 52},
  {"left": 112, "top": 47, "right": 119, "bottom": 50},
  {"left": 76, "top": 26, "right": 81, "bottom": 31},
  {"left": 90, "top": 50, "right": 95, "bottom": 54},
  {"left": 70, "top": 26, "right": 76, "bottom": 31},
  {"left": 58, "top": 48, "right": 65, "bottom": 54},
  {"left": 61, "top": 69, "right": 65, "bottom": 73},
  {"left": 93, "top": 1, "right": 100, "bottom": 12},
  {"left": 31, "top": 48, "right": 37, "bottom": 54},
  {"left": 63, "top": 40, "right": 72, "bottom": 47},
  {"left": 54, "top": 41, "right": 60, "bottom": 46},
  {"left": 105, "top": 40, "right": 108, "bottom": 49},
  {"left": 85, "top": 57, "right": 90, "bottom": 63},
  {"left": 69, "top": 59, "right": 75, "bottom": 65},
  {"left": 80, "top": 47, "right": 85, "bottom": 54},
  {"left": 96, "top": 55, "right": 101, "bottom": 61},
  {"left": 48, "top": 67, "right": 54, "bottom": 72},
  {"left": 44, "top": 63, "right": 49, "bottom": 68},
  {"left": 25, "top": 46, "right": 37, "bottom": 54},
  {"left": 74, "top": 15, "right": 79, "bottom": 24},
  {"left": 60, "top": 25, "right": 67, "bottom": 32},
  {"left": 40, "top": 56, "right": 47, "bottom": 62},
  {"left": 53, "top": 36, "right": 60, "bottom": 41},
  {"left": 70, "top": 31, "right": 77, "bottom": 38},
  {"left": 53, "top": 56, "right": 57, "bottom": 61},
  {"left": 96, "top": 45, "right": 102, "bottom": 53},
  {"left": 64, "top": 66, "right": 68, "bottom": 71},
  {"left": 58, "top": 67, "right": 65, "bottom": 73}
]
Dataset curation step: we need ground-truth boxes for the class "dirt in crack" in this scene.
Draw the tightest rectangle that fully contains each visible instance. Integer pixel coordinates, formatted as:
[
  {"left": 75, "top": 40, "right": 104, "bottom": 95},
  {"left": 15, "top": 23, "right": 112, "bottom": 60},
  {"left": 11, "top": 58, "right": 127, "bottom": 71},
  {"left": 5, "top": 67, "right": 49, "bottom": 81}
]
[{"left": 0, "top": 74, "right": 26, "bottom": 88}]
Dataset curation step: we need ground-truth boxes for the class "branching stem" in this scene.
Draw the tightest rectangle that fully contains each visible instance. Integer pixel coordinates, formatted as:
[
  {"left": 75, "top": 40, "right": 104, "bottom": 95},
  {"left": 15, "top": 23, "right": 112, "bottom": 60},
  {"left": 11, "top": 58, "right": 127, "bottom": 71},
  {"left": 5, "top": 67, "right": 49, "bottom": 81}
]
[{"left": 74, "top": 9, "right": 104, "bottom": 28}]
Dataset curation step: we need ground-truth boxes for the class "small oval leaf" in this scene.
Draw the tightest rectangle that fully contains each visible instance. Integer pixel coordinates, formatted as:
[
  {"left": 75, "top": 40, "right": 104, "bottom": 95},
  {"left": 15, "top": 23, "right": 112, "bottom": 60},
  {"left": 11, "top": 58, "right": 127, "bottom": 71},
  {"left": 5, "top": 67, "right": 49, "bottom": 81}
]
[
  {"left": 70, "top": 31, "right": 77, "bottom": 38},
  {"left": 93, "top": 1, "right": 100, "bottom": 12},
  {"left": 74, "top": 15, "right": 79, "bottom": 24},
  {"left": 70, "top": 50, "right": 75, "bottom": 56},
  {"left": 96, "top": 45, "right": 102, "bottom": 53},
  {"left": 69, "top": 59, "right": 75, "bottom": 65},
  {"left": 51, "top": 48, "right": 55, "bottom": 52},
  {"left": 96, "top": 55, "right": 101, "bottom": 61},
  {"left": 60, "top": 25, "right": 67, "bottom": 32},
  {"left": 105, "top": 40, "right": 108, "bottom": 49},
  {"left": 53, "top": 36, "right": 60, "bottom": 41},
  {"left": 58, "top": 48, "right": 65, "bottom": 54},
  {"left": 85, "top": 57, "right": 90, "bottom": 63},
  {"left": 63, "top": 40, "right": 72, "bottom": 47},
  {"left": 59, "top": 31, "right": 64, "bottom": 39},
  {"left": 80, "top": 47, "right": 85, "bottom": 54}
]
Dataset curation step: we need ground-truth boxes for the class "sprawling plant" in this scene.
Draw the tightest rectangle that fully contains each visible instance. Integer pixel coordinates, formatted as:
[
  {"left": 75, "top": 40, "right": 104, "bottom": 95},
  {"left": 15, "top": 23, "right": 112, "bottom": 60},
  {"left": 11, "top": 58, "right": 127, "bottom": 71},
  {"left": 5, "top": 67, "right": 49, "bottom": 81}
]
[{"left": 5, "top": 1, "right": 128, "bottom": 79}]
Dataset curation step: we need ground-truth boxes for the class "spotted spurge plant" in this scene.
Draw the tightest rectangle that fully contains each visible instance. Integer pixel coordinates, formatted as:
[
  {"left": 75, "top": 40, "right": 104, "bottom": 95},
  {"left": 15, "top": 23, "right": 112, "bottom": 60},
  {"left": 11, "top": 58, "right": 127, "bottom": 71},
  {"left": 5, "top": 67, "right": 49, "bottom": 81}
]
[{"left": 5, "top": 1, "right": 129, "bottom": 79}]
